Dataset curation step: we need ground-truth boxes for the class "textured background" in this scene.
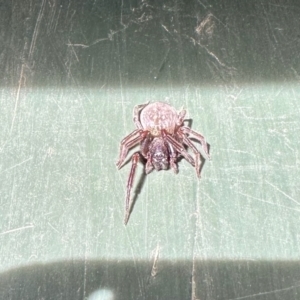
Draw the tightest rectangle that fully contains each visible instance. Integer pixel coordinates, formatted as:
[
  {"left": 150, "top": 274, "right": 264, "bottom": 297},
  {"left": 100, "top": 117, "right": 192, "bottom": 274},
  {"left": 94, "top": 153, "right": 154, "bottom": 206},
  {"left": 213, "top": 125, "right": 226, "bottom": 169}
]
[{"left": 1, "top": 0, "right": 300, "bottom": 299}]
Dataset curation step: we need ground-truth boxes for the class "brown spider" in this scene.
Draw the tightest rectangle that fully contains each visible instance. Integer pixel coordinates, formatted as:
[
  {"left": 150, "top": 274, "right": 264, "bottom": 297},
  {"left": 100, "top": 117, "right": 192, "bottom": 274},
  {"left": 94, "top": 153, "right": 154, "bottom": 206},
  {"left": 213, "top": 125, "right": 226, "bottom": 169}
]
[{"left": 116, "top": 101, "right": 210, "bottom": 224}]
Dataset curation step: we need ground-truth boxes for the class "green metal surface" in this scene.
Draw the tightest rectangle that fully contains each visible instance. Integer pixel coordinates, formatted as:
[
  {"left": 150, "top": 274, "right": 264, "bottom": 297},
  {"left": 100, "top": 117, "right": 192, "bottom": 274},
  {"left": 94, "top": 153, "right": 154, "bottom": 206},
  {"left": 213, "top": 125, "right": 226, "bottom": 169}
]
[{"left": 1, "top": 1, "right": 300, "bottom": 299}]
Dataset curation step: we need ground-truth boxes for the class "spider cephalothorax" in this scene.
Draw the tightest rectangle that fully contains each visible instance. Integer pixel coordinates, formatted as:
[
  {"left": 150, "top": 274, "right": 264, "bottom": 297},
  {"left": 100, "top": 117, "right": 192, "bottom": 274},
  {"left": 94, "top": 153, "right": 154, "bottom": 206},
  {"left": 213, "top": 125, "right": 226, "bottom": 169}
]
[{"left": 116, "top": 101, "right": 210, "bottom": 224}]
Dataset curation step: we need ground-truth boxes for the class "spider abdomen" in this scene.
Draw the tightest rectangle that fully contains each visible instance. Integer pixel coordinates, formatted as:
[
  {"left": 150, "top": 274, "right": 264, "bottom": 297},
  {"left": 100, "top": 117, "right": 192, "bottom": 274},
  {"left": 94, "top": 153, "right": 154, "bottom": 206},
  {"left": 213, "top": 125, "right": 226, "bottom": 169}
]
[{"left": 140, "top": 102, "right": 178, "bottom": 136}]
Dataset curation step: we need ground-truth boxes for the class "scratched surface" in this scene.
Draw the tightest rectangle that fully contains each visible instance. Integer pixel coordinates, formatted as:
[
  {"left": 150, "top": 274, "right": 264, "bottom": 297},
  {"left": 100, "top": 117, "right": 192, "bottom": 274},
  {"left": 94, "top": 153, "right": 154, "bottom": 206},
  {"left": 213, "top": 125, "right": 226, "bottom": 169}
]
[{"left": 1, "top": 1, "right": 300, "bottom": 299}]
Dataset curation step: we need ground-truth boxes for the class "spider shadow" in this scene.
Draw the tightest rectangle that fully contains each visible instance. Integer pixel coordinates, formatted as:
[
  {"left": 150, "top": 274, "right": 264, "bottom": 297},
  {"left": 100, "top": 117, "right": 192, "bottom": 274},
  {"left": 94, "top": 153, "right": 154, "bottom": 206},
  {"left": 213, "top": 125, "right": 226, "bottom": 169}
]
[
  {"left": 199, "top": 143, "right": 210, "bottom": 174},
  {"left": 175, "top": 143, "right": 210, "bottom": 176},
  {"left": 184, "top": 118, "right": 193, "bottom": 128},
  {"left": 184, "top": 118, "right": 211, "bottom": 175}
]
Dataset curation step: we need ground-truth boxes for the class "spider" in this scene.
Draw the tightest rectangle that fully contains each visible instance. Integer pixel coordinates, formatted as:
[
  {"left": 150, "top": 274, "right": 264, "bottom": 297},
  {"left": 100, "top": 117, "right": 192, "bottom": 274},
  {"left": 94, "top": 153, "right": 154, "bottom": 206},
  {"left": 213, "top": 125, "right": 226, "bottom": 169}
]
[{"left": 116, "top": 101, "right": 210, "bottom": 224}]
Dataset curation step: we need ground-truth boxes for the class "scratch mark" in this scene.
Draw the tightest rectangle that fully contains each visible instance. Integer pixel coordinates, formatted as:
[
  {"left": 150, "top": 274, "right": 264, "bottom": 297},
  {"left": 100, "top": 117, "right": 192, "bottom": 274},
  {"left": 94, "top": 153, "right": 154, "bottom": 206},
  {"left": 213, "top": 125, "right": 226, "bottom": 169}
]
[
  {"left": 184, "top": 32, "right": 235, "bottom": 71},
  {"left": 47, "top": 222, "right": 61, "bottom": 234},
  {"left": 150, "top": 243, "right": 160, "bottom": 277},
  {"left": 0, "top": 157, "right": 33, "bottom": 175},
  {"left": 190, "top": 208, "right": 202, "bottom": 300},
  {"left": 82, "top": 223, "right": 89, "bottom": 300},
  {"left": 200, "top": 191, "right": 217, "bottom": 206},
  {"left": 125, "top": 229, "right": 144, "bottom": 298},
  {"left": 219, "top": 148, "right": 258, "bottom": 158},
  {"left": 28, "top": 0, "right": 46, "bottom": 61},
  {"left": 182, "top": 12, "right": 238, "bottom": 71},
  {"left": 195, "top": 13, "right": 214, "bottom": 38},
  {"left": 0, "top": 224, "right": 34, "bottom": 235},
  {"left": 67, "top": 38, "right": 109, "bottom": 49},
  {"left": 191, "top": 254, "right": 201, "bottom": 300},
  {"left": 161, "top": 24, "right": 172, "bottom": 35},
  {"left": 227, "top": 282, "right": 300, "bottom": 300},
  {"left": 237, "top": 192, "right": 300, "bottom": 212},
  {"left": 196, "top": 0, "right": 207, "bottom": 9},
  {"left": 265, "top": 180, "right": 300, "bottom": 206},
  {"left": 10, "top": 64, "right": 25, "bottom": 134},
  {"left": 67, "top": 40, "right": 79, "bottom": 62},
  {"left": 202, "top": 43, "right": 234, "bottom": 70}
]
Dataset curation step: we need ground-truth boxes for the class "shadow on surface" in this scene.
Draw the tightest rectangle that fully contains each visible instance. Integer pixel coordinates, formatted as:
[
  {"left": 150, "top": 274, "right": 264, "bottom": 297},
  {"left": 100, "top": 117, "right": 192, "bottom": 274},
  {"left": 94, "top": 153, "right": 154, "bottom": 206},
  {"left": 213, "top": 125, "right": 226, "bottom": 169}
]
[
  {"left": 1, "top": 259, "right": 300, "bottom": 300},
  {"left": 2, "top": 0, "right": 300, "bottom": 87}
]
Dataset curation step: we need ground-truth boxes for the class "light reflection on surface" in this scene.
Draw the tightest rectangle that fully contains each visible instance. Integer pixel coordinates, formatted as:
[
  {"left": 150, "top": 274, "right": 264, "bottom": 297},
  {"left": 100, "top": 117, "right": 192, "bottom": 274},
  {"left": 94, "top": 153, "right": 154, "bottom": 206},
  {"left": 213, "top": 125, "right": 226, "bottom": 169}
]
[{"left": 87, "top": 288, "right": 114, "bottom": 300}]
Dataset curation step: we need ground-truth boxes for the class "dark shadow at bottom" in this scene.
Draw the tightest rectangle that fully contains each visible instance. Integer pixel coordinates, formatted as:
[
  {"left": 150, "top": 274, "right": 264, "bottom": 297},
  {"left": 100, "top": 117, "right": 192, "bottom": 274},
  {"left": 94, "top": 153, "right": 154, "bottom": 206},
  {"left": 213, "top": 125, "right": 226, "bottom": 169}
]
[{"left": 1, "top": 259, "right": 300, "bottom": 300}]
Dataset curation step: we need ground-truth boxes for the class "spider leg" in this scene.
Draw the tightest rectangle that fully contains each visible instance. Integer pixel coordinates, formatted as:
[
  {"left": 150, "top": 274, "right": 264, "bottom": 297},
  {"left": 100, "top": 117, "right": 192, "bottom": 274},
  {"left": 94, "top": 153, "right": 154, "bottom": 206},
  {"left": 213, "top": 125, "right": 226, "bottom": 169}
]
[
  {"left": 176, "top": 107, "right": 187, "bottom": 126},
  {"left": 161, "top": 130, "right": 195, "bottom": 168},
  {"left": 167, "top": 142, "right": 179, "bottom": 174},
  {"left": 124, "top": 152, "right": 140, "bottom": 225},
  {"left": 133, "top": 102, "right": 150, "bottom": 129},
  {"left": 116, "top": 129, "right": 146, "bottom": 169},
  {"left": 145, "top": 153, "right": 154, "bottom": 174},
  {"left": 180, "top": 126, "right": 210, "bottom": 159}
]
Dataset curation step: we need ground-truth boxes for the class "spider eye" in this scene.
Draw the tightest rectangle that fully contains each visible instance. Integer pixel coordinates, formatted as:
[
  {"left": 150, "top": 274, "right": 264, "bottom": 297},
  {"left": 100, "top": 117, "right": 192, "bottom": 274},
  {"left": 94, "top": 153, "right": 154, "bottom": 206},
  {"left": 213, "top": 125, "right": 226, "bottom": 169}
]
[{"left": 153, "top": 152, "right": 167, "bottom": 163}]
